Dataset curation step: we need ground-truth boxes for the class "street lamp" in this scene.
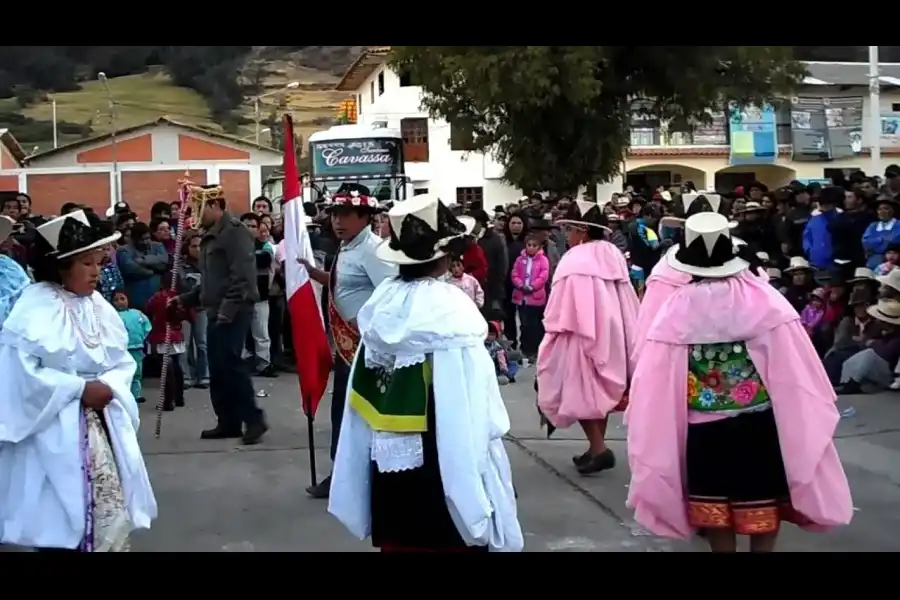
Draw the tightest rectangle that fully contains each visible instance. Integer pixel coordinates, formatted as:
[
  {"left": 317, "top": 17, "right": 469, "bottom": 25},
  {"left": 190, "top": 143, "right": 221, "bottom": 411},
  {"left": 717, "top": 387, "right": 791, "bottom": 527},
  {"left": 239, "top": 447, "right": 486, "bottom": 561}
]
[
  {"left": 254, "top": 81, "right": 299, "bottom": 145},
  {"left": 98, "top": 72, "right": 120, "bottom": 207},
  {"left": 243, "top": 128, "right": 270, "bottom": 141}
]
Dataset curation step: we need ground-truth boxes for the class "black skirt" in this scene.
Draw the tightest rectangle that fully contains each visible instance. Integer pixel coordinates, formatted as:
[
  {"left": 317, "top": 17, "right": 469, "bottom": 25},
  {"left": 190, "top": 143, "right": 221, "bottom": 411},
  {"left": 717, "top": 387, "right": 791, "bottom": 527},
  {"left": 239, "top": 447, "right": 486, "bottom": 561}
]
[
  {"left": 370, "top": 389, "right": 486, "bottom": 551},
  {"left": 685, "top": 408, "right": 793, "bottom": 535}
]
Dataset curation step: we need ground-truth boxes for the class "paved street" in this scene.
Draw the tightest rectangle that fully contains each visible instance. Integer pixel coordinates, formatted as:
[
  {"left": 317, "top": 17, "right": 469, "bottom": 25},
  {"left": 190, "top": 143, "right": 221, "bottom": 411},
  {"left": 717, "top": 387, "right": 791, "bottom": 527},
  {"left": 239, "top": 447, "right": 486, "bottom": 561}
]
[{"left": 128, "top": 367, "right": 900, "bottom": 552}]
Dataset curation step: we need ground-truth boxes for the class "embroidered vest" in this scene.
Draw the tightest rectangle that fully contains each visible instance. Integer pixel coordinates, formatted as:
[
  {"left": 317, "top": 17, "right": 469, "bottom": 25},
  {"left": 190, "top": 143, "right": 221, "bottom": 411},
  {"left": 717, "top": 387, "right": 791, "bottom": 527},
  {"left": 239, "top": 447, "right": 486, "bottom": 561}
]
[{"left": 687, "top": 342, "right": 770, "bottom": 413}]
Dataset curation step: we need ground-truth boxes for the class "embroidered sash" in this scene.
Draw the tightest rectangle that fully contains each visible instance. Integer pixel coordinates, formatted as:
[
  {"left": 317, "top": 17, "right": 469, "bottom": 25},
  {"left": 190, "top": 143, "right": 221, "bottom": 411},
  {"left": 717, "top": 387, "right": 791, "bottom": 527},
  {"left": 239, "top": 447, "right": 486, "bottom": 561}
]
[
  {"left": 329, "top": 255, "right": 361, "bottom": 365},
  {"left": 349, "top": 343, "right": 431, "bottom": 432}
]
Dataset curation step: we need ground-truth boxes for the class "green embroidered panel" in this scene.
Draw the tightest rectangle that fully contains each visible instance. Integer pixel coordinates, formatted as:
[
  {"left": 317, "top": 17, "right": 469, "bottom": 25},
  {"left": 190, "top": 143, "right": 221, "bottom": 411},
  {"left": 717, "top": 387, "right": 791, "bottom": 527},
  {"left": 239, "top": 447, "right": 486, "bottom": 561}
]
[
  {"left": 687, "top": 342, "right": 770, "bottom": 412},
  {"left": 349, "top": 344, "right": 431, "bottom": 433}
]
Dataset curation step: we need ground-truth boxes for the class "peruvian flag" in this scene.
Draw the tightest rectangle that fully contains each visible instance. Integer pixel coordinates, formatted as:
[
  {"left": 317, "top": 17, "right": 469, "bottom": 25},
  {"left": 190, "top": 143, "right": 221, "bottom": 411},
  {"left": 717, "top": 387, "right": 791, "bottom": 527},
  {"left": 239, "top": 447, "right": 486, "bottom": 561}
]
[{"left": 282, "top": 114, "right": 333, "bottom": 417}]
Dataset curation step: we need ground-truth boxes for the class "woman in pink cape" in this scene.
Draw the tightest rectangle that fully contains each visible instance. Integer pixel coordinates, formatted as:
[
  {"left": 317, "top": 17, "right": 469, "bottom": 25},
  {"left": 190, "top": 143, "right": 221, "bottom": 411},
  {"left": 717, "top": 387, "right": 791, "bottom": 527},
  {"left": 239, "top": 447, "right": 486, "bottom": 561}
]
[
  {"left": 627, "top": 212, "right": 853, "bottom": 553},
  {"left": 537, "top": 201, "right": 639, "bottom": 475}
]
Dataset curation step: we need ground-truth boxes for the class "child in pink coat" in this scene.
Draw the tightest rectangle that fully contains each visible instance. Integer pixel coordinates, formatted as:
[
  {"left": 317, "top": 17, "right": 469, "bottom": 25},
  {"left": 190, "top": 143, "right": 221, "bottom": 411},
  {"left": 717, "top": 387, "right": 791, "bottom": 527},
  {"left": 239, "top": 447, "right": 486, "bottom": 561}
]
[
  {"left": 449, "top": 257, "right": 485, "bottom": 308},
  {"left": 511, "top": 235, "right": 551, "bottom": 360}
]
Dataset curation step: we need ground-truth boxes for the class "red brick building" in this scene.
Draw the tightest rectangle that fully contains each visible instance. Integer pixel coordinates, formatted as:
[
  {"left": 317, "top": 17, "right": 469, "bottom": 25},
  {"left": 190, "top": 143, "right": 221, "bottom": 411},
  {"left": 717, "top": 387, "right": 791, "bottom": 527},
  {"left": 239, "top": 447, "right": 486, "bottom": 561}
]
[{"left": 0, "top": 117, "right": 282, "bottom": 219}]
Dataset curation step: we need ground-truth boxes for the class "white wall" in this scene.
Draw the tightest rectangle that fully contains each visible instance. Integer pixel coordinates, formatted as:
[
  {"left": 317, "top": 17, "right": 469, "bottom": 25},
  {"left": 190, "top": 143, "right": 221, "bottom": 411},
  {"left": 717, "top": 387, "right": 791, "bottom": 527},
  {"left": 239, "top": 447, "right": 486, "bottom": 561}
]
[{"left": 354, "top": 65, "right": 524, "bottom": 205}]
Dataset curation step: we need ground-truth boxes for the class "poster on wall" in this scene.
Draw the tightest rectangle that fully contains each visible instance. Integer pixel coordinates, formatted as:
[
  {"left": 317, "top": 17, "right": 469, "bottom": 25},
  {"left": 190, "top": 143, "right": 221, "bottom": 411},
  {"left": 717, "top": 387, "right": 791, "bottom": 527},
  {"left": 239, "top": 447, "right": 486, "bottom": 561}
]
[
  {"left": 728, "top": 103, "right": 778, "bottom": 166},
  {"left": 692, "top": 109, "right": 728, "bottom": 145},
  {"left": 882, "top": 115, "right": 900, "bottom": 149},
  {"left": 824, "top": 97, "right": 863, "bottom": 159},
  {"left": 789, "top": 97, "right": 830, "bottom": 161}
]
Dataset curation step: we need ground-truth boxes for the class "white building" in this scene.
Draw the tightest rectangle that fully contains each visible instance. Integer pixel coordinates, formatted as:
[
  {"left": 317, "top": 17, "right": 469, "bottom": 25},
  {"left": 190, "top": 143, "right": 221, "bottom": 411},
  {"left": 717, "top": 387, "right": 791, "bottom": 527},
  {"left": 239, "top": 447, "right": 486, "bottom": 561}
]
[
  {"left": 336, "top": 50, "right": 900, "bottom": 203},
  {"left": 336, "top": 47, "right": 531, "bottom": 207}
]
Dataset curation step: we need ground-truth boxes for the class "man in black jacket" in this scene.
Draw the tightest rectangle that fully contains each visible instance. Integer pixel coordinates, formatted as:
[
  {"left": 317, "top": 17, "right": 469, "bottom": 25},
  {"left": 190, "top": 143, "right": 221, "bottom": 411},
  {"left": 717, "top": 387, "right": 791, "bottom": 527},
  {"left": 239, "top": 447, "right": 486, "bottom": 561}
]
[
  {"left": 468, "top": 209, "right": 508, "bottom": 317},
  {"left": 779, "top": 183, "right": 814, "bottom": 257},
  {"left": 831, "top": 188, "right": 876, "bottom": 270},
  {"left": 176, "top": 185, "right": 268, "bottom": 445}
]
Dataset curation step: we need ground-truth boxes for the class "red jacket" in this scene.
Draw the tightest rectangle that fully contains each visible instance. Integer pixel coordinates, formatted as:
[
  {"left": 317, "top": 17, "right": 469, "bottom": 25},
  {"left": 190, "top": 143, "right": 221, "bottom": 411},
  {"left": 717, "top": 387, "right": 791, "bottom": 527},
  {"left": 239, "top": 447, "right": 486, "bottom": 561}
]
[
  {"left": 462, "top": 242, "right": 488, "bottom": 285},
  {"left": 146, "top": 289, "right": 189, "bottom": 345}
]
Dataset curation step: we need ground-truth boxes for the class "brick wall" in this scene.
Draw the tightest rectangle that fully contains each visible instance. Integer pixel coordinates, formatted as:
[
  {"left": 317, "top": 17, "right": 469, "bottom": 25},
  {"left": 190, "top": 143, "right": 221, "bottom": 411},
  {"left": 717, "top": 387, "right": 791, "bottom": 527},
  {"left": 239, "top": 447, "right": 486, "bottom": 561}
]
[
  {"left": 27, "top": 172, "right": 110, "bottom": 217},
  {"left": 0, "top": 175, "right": 18, "bottom": 191},
  {"left": 122, "top": 170, "right": 208, "bottom": 221},
  {"left": 219, "top": 170, "right": 251, "bottom": 213}
]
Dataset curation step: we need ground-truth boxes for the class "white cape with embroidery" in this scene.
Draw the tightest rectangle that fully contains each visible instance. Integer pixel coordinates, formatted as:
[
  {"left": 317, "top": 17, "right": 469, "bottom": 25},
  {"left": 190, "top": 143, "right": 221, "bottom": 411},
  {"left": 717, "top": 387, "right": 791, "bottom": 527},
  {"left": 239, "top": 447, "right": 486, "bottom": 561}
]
[
  {"left": 0, "top": 283, "right": 157, "bottom": 549},
  {"left": 328, "top": 278, "right": 524, "bottom": 552}
]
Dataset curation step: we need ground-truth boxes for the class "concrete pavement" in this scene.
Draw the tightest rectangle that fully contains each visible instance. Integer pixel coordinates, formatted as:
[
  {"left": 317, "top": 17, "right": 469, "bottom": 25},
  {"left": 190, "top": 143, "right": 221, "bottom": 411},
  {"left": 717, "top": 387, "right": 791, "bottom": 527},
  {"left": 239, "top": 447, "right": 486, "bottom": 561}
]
[{"left": 130, "top": 366, "right": 900, "bottom": 552}]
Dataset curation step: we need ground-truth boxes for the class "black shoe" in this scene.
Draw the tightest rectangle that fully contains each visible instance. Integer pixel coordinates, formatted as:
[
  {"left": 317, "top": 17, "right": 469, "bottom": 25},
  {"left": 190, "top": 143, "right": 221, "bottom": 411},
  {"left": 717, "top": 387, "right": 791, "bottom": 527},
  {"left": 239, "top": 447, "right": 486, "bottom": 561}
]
[
  {"left": 576, "top": 448, "right": 616, "bottom": 475},
  {"left": 137, "top": 397, "right": 146, "bottom": 404},
  {"left": 163, "top": 403, "right": 175, "bottom": 412},
  {"left": 306, "top": 475, "right": 332, "bottom": 499},
  {"left": 195, "top": 382, "right": 209, "bottom": 390},
  {"left": 175, "top": 398, "right": 185, "bottom": 407},
  {"left": 258, "top": 365, "right": 278, "bottom": 378},
  {"left": 200, "top": 426, "right": 243, "bottom": 440},
  {"left": 242, "top": 420, "right": 269, "bottom": 445},
  {"left": 572, "top": 451, "right": 591, "bottom": 467}
]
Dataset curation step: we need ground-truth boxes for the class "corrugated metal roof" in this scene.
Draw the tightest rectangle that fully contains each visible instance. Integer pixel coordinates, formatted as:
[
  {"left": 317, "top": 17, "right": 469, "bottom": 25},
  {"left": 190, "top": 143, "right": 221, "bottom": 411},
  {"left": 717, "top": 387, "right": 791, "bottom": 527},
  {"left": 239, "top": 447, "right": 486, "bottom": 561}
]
[{"left": 803, "top": 61, "right": 900, "bottom": 86}]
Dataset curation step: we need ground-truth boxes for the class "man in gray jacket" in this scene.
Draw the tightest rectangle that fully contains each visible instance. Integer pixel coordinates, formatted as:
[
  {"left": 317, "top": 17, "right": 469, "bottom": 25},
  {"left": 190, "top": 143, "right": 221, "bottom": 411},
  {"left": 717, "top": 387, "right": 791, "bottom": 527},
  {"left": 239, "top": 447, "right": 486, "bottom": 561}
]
[{"left": 175, "top": 185, "right": 268, "bottom": 445}]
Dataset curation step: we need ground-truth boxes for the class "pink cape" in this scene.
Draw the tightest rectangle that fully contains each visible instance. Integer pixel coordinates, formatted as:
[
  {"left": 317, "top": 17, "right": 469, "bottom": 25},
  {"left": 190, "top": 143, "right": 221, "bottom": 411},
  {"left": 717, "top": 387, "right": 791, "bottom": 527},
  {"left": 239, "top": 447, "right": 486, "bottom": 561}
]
[
  {"left": 632, "top": 255, "right": 691, "bottom": 364},
  {"left": 537, "top": 241, "right": 640, "bottom": 428},
  {"left": 626, "top": 270, "right": 853, "bottom": 539}
]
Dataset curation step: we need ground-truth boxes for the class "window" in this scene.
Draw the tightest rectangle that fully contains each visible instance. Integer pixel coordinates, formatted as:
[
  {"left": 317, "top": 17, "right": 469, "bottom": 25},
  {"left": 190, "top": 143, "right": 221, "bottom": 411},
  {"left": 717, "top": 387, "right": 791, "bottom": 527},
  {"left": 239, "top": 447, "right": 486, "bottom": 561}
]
[
  {"left": 369, "top": 81, "right": 375, "bottom": 104},
  {"left": 450, "top": 122, "right": 477, "bottom": 151},
  {"left": 378, "top": 71, "right": 385, "bottom": 96},
  {"left": 893, "top": 103, "right": 900, "bottom": 113},
  {"left": 630, "top": 128, "right": 660, "bottom": 146},
  {"left": 401, "top": 118, "right": 429, "bottom": 162},
  {"left": 456, "top": 187, "right": 484, "bottom": 207},
  {"left": 414, "top": 188, "right": 429, "bottom": 196},
  {"left": 398, "top": 68, "right": 416, "bottom": 87},
  {"left": 773, "top": 100, "right": 792, "bottom": 145}
]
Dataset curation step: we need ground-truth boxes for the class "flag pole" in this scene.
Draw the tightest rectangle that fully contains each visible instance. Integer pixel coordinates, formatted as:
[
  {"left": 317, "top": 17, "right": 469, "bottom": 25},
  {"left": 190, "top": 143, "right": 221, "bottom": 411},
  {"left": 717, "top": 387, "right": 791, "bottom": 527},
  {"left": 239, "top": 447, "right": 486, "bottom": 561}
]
[{"left": 307, "top": 412, "right": 318, "bottom": 487}]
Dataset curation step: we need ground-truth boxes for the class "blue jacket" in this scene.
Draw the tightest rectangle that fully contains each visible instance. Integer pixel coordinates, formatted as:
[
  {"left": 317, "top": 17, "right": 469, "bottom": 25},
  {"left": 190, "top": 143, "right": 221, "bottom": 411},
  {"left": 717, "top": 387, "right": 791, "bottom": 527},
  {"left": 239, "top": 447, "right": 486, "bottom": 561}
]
[
  {"left": 862, "top": 219, "right": 900, "bottom": 270},
  {"left": 802, "top": 211, "right": 838, "bottom": 269},
  {"left": 117, "top": 242, "right": 169, "bottom": 311}
]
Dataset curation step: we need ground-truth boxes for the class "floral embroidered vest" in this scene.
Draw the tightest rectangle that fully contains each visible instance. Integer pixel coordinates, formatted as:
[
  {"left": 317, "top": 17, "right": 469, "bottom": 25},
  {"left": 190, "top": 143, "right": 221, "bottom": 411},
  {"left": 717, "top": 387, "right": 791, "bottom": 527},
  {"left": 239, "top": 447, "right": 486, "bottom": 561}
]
[{"left": 687, "top": 342, "right": 771, "bottom": 413}]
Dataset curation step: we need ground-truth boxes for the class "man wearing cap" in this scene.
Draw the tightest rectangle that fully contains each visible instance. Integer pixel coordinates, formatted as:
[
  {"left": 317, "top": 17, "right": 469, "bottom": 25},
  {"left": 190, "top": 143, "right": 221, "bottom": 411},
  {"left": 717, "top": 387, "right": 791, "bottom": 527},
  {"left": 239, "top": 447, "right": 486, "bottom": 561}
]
[
  {"left": 802, "top": 186, "right": 842, "bottom": 270},
  {"left": 780, "top": 183, "right": 814, "bottom": 257},
  {"left": 299, "top": 186, "right": 397, "bottom": 499}
]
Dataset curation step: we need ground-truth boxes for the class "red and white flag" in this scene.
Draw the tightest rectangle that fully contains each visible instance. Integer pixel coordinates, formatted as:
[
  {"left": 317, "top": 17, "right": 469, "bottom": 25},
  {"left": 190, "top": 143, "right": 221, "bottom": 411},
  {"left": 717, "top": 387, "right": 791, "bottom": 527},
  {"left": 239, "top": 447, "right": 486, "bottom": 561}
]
[{"left": 281, "top": 114, "right": 333, "bottom": 417}]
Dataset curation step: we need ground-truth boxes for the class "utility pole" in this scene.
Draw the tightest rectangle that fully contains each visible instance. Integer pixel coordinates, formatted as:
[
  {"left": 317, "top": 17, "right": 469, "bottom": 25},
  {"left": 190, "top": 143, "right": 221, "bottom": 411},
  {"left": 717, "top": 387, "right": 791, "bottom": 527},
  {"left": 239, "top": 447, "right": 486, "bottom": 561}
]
[
  {"left": 99, "top": 72, "right": 120, "bottom": 208},
  {"left": 869, "top": 46, "right": 882, "bottom": 175}
]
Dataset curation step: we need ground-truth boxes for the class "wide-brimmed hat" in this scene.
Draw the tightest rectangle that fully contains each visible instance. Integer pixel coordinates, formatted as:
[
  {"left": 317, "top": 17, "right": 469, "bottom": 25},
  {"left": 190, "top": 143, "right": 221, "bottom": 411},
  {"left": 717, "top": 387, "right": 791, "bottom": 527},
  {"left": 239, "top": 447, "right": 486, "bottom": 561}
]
[
  {"left": 681, "top": 193, "right": 722, "bottom": 215},
  {"left": 37, "top": 209, "right": 120, "bottom": 259},
  {"left": 767, "top": 267, "right": 782, "bottom": 280},
  {"left": 756, "top": 251, "right": 770, "bottom": 263},
  {"left": 784, "top": 256, "right": 813, "bottom": 273},
  {"left": 875, "top": 196, "right": 900, "bottom": 210},
  {"left": 877, "top": 269, "right": 900, "bottom": 293},
  {"left": 375, "top": 194, "right": 474, "bottom": 265},
  {"left": 810, "top": 287, "right": 828, "bottom": 300},
  {"left": 848, "top": 267, "right": 876, "bottom": 283},
  {"left": 868, "top": 299, "right": 900, "bottom": 325},
  {"left": 666, "top": 212, "right": 749, "bottom": 278},
  {"left": 555, "top": 200, "right": 611, "bottom": 232},
  {"left": 325, "top": 184, "right": 381, "bottom": 213},
  {"left": 738, "top": 201, "right": 767, "bottom": 214}
]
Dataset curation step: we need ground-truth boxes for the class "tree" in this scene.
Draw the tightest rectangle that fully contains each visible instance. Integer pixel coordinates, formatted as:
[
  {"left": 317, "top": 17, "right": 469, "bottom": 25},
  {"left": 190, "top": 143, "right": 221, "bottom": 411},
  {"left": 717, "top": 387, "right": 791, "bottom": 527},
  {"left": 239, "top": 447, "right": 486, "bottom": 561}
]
[{"left": 390, "top": 46, "right": 806, "bottom": 193}]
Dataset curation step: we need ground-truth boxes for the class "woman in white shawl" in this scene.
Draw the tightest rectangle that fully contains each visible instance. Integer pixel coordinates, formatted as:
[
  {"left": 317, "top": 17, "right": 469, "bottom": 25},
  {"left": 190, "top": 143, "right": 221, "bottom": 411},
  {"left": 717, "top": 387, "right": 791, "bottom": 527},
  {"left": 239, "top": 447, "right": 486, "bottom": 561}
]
[
  {"left": 0, "top": 209, "right": 156, "bottom": 552},
  {"left": 328, "top": 194, "right": 523, "bottom": 553}
]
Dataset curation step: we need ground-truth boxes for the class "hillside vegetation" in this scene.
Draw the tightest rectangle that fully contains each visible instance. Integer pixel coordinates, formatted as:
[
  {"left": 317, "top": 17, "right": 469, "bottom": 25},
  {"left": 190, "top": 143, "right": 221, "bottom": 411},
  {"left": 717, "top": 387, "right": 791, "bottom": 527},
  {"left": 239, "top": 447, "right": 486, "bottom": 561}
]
[{"left": 0, "top": 46, "right": 364, "bottom": 154}]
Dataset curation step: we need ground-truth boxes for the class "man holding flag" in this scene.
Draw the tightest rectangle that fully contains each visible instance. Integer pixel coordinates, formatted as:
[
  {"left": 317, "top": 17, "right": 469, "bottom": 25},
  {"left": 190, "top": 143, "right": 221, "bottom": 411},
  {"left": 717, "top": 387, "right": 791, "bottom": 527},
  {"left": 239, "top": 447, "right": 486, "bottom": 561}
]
[{"left": 280, "top": 115, "right": 397, "bottom": 499}]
